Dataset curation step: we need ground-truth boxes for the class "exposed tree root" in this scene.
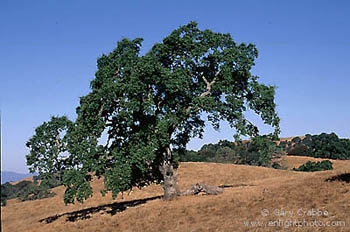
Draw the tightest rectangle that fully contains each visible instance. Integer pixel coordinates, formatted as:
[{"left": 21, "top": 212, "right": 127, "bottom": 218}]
[
  {"left": 181, "top": 183, "right": 223, "bottom": 196},
  {"left": 180, "top": 183, "right": 254, "bottom": 196}
]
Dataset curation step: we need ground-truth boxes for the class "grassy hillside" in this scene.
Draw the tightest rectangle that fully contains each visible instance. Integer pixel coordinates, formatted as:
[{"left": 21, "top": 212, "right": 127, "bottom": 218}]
[{"left": 2, "top": 156, "right": 350, "bottom": 232}]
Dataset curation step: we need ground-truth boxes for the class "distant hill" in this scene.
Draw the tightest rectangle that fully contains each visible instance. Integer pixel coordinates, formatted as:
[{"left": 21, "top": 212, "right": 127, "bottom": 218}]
[{"left": 1, "top": 171, "right": 35, "bottom": 184}]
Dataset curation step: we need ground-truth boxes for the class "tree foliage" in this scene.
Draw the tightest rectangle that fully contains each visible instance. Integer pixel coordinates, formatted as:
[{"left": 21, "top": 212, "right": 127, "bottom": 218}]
[
  {"left": 26, "top": 116, "right": 73, "bottom": 181},
  {"left": 180, "top": 136, "right": 284, "bottom": 167},
  {"left": 293, "top": 160, "right": 333, "bottom": 172},
  {"left": 1, "top": 179, "right": 57, "bottom": 206},
  {"left": 26, "top": 22, "right": 280, "bottom": 203},
  {"left": 280, "top": 133, "right": 350, "bottom": 159}
]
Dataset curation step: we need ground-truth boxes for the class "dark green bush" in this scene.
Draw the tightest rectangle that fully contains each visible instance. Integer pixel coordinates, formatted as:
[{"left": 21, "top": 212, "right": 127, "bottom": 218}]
[
  {"left": 287, "top": 143, "right": 310, "bottom": 156},
  {"left": 217, "top": 140, "right": 235, "bottom": 149},
  {"left": 38, "top": 173, "right": 63, "bottom": 188},
  {"left": 210, "top": 146, "right": 240, "bottom": 164},
  {"left": 279, "top": 141, "right": 290, "bottom": 150},
  {"left": 293, "top": 160, "right": 333, "bottom": 172},
  {"left": 179, "top": 150, "right": 207, "bottom": 162},
  {"left": 272, "top": 162, "right": 282, "bottom": 169},
  {"left": 291, "top": 137, "right": 302, "bottom": 143},
  {"left": 180, "top": 135, "right": 284, "bottom": 168},
  {"left": 286, "top": 133, "right": 350, "bottom": 160},
  {"left": 245, "top": 136, "right": 284, "bottom": 167},
  {"left": 0, "top": 176, "right": 60, "bottom": 206},
  {"left": 17, "top": 185, "right": 55, "bottom": 201},
  {"left": 310, "top": 133, "right": 350, "bottom": 159},
  {"left": 1, "top": 184, "right": 8, "bottom": 206}
]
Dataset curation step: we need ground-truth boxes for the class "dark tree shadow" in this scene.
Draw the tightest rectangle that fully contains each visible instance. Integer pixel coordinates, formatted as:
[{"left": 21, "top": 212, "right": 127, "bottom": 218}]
[
  {"left": 39, "top": 195, "right": 162, "bottom": 223},
  {"left": 326, "top": 173, "right": 350, "bottom": 183},
  {"left": 39, "top": 183, "right": 251, "bottom": 224}
]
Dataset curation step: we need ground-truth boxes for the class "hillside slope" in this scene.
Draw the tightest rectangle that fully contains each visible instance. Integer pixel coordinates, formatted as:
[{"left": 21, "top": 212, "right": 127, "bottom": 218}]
[
  {"left": 2, "top": 156, "right": 350, "bottom": 232},
  {"left": 1, "top": 171, "right": 35, "bottom": 184}
]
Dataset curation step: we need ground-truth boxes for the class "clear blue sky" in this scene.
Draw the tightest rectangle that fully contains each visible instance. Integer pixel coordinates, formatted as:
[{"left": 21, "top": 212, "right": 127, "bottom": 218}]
[{"left": 1, "top": 0, "right": 349, "bottom": 173}]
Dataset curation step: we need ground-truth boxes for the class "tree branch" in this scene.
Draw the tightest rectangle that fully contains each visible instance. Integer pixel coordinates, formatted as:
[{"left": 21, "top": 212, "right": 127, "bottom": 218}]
[
  {"left": 180, "top": 183, "right": 253, "bottom": 196},
  {"left": 55, "top": 135, "right": 60, "bottom": 156},
  {"left": 186, "top": 69, "right": 221, "bottom": 114},
  {"left": 97, "top": 102, "right": 105, "bottom": 118}
]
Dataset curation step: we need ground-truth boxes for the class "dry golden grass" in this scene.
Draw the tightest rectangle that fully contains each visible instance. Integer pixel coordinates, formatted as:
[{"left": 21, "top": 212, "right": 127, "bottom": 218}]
[
  {"left": 10, "top": 176, "right": 35, "bottom": 185},
  {"left": 2, "top": 156, "right": 350, "bottom": 232}
]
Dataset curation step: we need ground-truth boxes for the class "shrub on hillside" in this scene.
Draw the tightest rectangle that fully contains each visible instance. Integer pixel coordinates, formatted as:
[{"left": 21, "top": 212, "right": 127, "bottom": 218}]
[
  {"left": 287, "top": 143, "right": 310, "bottom": 156},
  {"left": 197, "top": 143, "right": 218, "bottom": 160},
  {"left": 272, "top": 162, "right": 282, "bottom": 169},
  {"left": 310, "top": 133, "right": 350, "bottom": 159},
  {"left": 0, "top": 178, "right": 58, "bottom": 206},
  {"left": 18, "top": 185, "right": 55, "bottom": 201},
  {"left": 1, "top": 185, "right": 8, "bottom": 206},
  {"left": 38, "top": 173, "right": 63, "bottom": 188},
  {"left": 210, "top": 146, "right": 240, "bottom": 164},
  {"left": 293, "top": 160, "right": 333, "bottom": 172},
  {"left": 286, "top": 133, "right": 350, "bottom": 160},
  {"left": 179, "top": 150, "right": 207, "bottom": 162},
  {"left": 278, "top": 141, "right": 291, "bottom": 150},
  {"left": 291, "top": 137, "right": 302, "bottom": 143},
  {"left": 235, "top": 136, "right": 284, "bottom": 167},
  {"left": 180, "top": 136, "right": 284, "bottom": 168}
]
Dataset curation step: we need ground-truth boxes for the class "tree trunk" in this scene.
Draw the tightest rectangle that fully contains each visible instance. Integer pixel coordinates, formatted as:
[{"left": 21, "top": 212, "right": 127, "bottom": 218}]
[
  {"left": 161, "top": 162, "right": 180, "bottom": 200},
  {"left": 160, "top": 147, "right": 180, "bottom": 200},
  {"left": 160, "top": 146, "right": 228, "bottom": 200}
]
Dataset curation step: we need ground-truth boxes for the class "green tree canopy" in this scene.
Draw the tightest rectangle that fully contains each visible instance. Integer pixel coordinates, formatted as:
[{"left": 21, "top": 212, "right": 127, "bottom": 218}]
[
  {"left": 26, "top": 116, "right": 73, "bottom": 181},
  {"left": 26, "top": 22, "right": 280, "bottom": 203}
]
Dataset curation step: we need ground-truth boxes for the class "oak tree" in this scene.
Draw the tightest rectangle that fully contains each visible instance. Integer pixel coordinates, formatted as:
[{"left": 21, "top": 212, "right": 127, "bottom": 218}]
[
  {"left": 26, "top": 22, "right": 280, "bottom": 203},
  {"left": 26, "top": 116, "right": 72, "bottom": 182}
]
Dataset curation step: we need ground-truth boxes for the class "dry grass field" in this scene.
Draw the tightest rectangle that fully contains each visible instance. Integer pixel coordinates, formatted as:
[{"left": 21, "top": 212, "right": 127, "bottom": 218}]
[{"left": 2, "top": 156, "right": 350, "bottom": 232}]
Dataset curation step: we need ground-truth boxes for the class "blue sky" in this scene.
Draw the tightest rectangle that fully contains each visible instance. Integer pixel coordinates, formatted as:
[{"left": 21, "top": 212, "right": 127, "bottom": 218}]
[{"left": 1, "top": 0, "right": 349, "bottom": 173}]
